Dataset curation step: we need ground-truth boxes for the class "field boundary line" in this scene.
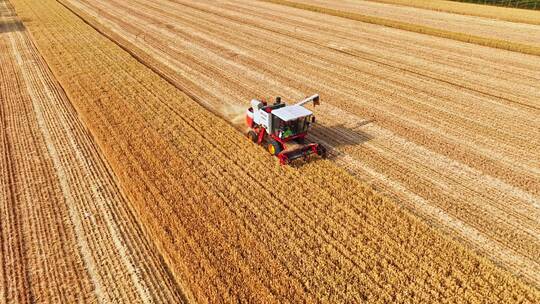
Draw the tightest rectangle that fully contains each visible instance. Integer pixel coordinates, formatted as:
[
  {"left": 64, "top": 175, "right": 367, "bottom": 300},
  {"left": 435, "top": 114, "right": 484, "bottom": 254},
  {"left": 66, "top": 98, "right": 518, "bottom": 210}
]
[
  {"left": 54, "top": 0, "right": 235, "bottom": 128},
  {"left": 261, "top": 0, "right": 540, "bottom": 57},
  {"left": 368, "top": 0, "right": 540, "bottom": 25}
]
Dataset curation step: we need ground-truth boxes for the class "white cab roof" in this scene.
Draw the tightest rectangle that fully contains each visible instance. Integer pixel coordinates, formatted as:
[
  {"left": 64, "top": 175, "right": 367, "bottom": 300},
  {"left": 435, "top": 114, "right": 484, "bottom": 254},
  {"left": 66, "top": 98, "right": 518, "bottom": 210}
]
[{"left": 272, "top": 105, "right": 312, "bottom": 121}]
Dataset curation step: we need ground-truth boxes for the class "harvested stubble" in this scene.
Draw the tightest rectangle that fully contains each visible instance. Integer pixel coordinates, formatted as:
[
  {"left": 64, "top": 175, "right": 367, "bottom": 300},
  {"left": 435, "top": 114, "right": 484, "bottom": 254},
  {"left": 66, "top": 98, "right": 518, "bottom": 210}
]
[
  {"left": 0, "top": 0, "right": 183, "bottom": 302},
  {"left": 62, "top": 0, "right": 540, "bottom": 288},
  {"left": 371, "top": 0, "right": 540, "bottom": 25},
  {"left": 262, "top": 0, "right": 540, "bottom": 56},
  {"left": 283, "top": 0, "right": 540, "bottom": 48},
  {"left": 10, "top": 0, "right": 540, "bottom": 302}
]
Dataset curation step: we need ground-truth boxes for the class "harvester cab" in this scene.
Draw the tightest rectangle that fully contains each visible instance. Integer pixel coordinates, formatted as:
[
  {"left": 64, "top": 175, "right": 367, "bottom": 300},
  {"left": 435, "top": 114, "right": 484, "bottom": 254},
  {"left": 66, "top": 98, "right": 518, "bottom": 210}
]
[{"left": 246, "top": 94, "right": 327, "bottom": 165}]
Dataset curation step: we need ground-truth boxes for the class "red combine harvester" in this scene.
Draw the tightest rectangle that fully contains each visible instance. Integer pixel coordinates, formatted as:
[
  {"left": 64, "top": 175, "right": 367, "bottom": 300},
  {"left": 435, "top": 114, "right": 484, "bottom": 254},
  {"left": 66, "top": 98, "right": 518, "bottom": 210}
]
[{"left": 246, "top": 94, "right": 327, "bottom": 165}]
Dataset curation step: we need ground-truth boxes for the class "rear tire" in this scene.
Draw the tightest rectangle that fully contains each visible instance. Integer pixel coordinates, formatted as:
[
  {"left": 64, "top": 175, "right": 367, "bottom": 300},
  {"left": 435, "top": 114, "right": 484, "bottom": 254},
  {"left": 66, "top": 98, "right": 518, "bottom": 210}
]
[
  {"left": 267, "top": 140, "right": 282, "bottom": 156},
  {"left": 317, "top": 144, "right": 327, "bottom": 158},
  {"left": 247, "top": 130, "right": 258, "bottom": 143}
]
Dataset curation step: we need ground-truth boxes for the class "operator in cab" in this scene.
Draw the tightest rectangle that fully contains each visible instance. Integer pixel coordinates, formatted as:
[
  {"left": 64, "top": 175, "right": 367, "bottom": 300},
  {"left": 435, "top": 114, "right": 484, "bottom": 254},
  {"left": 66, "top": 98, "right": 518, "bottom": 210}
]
[{"left": 279, "top": 121, "right": 294, "bottom": 139}]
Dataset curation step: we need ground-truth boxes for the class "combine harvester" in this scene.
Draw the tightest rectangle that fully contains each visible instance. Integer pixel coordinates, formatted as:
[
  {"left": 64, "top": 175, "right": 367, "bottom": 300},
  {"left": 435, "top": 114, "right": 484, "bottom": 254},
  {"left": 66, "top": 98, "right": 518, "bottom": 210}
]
[{"left": 246, "top": 94, "right": 327, "bottom": 165}]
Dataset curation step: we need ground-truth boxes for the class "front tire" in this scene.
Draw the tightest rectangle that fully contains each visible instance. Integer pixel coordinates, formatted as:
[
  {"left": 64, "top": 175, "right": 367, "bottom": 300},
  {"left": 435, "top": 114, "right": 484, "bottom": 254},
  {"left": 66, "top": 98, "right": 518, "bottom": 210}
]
[
  {"left": 267, "top": 140, "right": 282, "bottom": 156},
  {"left": 247, "top": 130, "right": 258, "bottom": 143}
]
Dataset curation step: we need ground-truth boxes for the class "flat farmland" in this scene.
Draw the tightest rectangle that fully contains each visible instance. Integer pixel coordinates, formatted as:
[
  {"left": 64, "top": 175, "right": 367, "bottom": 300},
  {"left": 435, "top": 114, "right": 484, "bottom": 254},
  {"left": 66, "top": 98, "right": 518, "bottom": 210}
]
[
  {"left": 57, "top": 0, "right": 540, "bottom": 288},
  {"left": 266, "top": 0, "right": 540, "bottom": 47},
  {"left": 370, "top": 0, "right": 540, "bottom": 25},
  {"left": 4, "top": 0, "right": 540, "bottom": 302}
]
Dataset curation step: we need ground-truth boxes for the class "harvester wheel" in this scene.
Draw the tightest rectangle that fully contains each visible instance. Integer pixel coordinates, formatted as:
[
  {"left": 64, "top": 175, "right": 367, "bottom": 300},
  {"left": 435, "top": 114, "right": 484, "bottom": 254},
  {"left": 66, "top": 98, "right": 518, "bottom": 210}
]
[
  {"left": 267, "top": 140, "right": 282, "bottom": 156},
  {"left": 317, "top": 144, "right": 327, "bottom": 158},
  {"left": 247, "top": 130, "right": 258, "bottom": 143}
]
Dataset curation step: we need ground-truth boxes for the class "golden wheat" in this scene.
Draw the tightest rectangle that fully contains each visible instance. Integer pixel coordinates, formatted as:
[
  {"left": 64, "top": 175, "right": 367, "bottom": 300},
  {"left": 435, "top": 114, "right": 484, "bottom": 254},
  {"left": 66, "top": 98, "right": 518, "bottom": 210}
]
[
  {"left": 371, "top": 0, "right": 540, "bottom": 25},
  {"left": 0, "top": 0, "right": 184, "bottom": 302},
  {"left": 10, "top": 0, "right": 540, "bottom": 302},
  {"left": 262, "top": 0, "right": 540, "bottom": 56},
  {"left": 62, "top": 0, "right": 540, "bottom": 289}
]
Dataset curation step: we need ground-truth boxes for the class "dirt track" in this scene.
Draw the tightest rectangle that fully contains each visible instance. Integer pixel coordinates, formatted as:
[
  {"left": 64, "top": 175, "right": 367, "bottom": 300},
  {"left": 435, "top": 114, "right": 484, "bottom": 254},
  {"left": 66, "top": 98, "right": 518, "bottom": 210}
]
[
  {"left": 0, "top": 1, "right": 184, "bottom": 302},
  {"left": 62, "top": 0, "right": 540, "bottom": 287}
]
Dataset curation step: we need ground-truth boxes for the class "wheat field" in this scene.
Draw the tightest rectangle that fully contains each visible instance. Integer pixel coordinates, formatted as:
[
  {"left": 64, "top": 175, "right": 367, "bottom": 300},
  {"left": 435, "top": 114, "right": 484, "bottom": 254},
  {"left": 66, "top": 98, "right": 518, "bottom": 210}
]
[{"left": 2, "top": 0, "right": 539, "bottom": 302}]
